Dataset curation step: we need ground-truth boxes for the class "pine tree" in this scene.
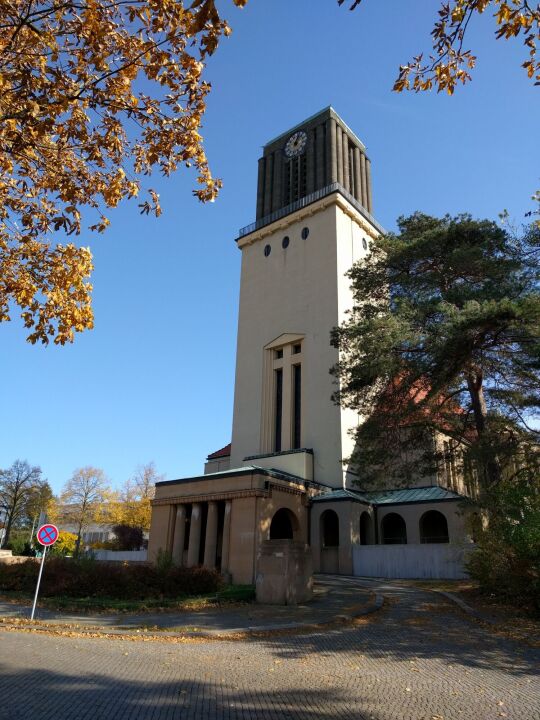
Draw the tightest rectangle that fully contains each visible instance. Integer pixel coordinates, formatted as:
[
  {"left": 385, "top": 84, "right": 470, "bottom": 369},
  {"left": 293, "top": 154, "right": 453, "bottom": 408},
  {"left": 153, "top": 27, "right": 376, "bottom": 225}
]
[{"left": 332, "top": 213, "right": 540, "bottom": 495}]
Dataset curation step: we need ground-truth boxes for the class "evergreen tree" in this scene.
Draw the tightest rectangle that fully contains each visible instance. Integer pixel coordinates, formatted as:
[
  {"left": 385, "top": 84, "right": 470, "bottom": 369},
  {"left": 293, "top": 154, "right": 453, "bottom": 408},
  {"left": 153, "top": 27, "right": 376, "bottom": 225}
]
[{"left": 332, "top": 213, "right": 540, "bottom": 495}]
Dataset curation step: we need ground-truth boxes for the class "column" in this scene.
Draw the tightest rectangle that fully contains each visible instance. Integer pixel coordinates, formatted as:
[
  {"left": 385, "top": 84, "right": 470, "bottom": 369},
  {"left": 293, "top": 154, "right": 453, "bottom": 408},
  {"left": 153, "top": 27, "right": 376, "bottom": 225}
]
[
  {"left": 360, "top": 152, "right": 368, "bottom": 209},
  {"left": 203, "top": 501, "right": 218, "bottom": 568},
  {"left": 316, "top": 122, "right": 325, "bottom": 188},
  {"left": 342, "top": 132, "right": 350, "bottom": 193},
  {"left": 256, "top": 157, "right": 266, "bottom": 220},
  {"left": 327, "top": 117, "right": 337, "bottom": 184},
  {"left": 336, "top": 125, "right": 343, "bottom": 186},
  {"left": 281, "top": 344, "right": 293, "bottom": 450},
  {"left": 306, "top": 130, "right": 315, "bottom": 195},
  {"left": 272, "top": 151, "right": 282, "bottom": 212},
  {"left": 220, "top": 501, "right": 232, "bottom": 574},
  {"left": 187, "top": 502, "right": 202, "bottom": 567},
  {"left": 353, "top": 147, "right": 362, "bottom": 203},
  {"left": 366, "top": 158, "right": 373, "bottom": 213},
  {"left": 172, "top": 505, "right": 186, "bottom": 565},
  {"left": 263, "top": 152, "right": 274, "bottom": 217}
]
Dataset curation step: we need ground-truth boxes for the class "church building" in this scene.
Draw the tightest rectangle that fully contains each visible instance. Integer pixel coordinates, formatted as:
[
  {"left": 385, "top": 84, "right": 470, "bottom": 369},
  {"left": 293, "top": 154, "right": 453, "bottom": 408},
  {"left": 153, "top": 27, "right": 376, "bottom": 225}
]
[{"left": 148, "top": 108, "right": 474, "bottom": 585}]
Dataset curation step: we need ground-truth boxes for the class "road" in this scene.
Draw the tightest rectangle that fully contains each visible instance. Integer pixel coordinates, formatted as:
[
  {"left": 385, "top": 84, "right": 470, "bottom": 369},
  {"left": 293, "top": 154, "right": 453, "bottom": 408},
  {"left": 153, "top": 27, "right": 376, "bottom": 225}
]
[{"left": 0, "top": 577, "right": 538, "bottom": 720}]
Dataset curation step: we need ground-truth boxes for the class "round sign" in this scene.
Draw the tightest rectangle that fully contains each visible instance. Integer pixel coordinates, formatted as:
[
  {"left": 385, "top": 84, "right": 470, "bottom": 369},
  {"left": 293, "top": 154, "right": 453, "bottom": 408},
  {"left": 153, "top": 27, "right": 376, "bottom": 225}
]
[{"left": 37, "top": 524, "right": 59, "bottom": 547}]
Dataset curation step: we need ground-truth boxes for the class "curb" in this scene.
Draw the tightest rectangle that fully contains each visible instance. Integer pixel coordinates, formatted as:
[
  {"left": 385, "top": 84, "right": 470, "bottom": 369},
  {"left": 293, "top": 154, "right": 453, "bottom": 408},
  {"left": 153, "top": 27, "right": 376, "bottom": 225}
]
[
  {"left": 0, "top": 593, "right": 384, "bottom": 640},
  {"left": 432, "top": 590, "right": 497, "bottom": 625}
]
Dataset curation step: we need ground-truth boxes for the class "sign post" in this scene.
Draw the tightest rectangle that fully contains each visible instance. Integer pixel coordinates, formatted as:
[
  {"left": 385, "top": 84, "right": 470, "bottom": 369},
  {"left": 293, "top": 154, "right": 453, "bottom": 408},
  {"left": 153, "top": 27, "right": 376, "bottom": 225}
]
[{"left": 31, "top": 524, "right": 59, "bottom": 621}]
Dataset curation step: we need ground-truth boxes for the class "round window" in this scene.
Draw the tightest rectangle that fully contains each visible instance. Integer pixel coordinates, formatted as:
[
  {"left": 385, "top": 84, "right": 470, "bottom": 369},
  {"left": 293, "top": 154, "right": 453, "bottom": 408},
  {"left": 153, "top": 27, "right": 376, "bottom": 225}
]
[
  {"left": 264, "top": 244, "right": 271, "bottom": 257},
  {"left": 282, "top": 236, "right": 290, "bottom": 249},
  {"left": 362, "top": 237, "right": 368, "bottom": 250},
  {"left": 301, "top": 227, "right": 309, "bottom": 240}
]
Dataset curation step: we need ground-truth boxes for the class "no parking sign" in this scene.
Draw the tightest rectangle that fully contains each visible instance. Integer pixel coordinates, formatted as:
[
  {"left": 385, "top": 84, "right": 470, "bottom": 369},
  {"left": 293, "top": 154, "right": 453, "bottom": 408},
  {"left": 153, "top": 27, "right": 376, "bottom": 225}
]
[
  {"left": 31, "top": 524, "right": 59, "bottom": 620},
  {"left": 37, "top": 524, "right": 59, "bottom": 547}
]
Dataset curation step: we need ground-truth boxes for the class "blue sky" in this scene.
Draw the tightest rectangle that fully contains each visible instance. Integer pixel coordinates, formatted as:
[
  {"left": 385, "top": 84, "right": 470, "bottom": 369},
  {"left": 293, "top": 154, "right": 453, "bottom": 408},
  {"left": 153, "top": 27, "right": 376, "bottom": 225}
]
[{"left": 1, "top": 0, "right": 539, "bottom": 494}]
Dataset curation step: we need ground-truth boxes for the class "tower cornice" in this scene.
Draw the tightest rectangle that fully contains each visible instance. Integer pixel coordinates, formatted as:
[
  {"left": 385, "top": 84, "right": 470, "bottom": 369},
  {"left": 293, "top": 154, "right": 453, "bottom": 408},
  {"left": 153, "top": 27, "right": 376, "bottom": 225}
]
[{"left": 237, "top": 185, "right": 383, "bottom": 249}]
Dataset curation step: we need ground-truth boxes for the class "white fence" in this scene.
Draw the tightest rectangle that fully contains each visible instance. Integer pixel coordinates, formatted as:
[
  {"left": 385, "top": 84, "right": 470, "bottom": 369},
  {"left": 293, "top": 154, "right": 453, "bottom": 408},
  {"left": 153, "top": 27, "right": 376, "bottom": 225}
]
[
  {"left": 352, "top": 543, "right": 474, "bottom": 580},
  {"left": 92, "top": 550, "right": 148, "bottom": 562}
]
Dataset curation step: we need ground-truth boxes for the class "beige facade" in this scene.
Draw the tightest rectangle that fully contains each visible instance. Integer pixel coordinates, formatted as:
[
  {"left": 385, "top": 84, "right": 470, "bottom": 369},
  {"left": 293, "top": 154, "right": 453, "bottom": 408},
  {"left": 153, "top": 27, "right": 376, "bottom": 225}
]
[
  {"left": 310, "top": 493, "right": 473, "bottom": 576},
  {"left": 230, "top": 193, "right": 375, "bottom": 486}
]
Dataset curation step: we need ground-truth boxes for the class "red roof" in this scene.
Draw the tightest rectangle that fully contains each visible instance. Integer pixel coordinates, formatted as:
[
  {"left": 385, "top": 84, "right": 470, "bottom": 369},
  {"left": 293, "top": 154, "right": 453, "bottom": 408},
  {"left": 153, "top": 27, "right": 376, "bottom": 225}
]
[
  {"left": 207, "top": 443, "right": 231, "bottom": 460},
  {"left": 376, "top": 374, "right": 465, "bottom": 431}
]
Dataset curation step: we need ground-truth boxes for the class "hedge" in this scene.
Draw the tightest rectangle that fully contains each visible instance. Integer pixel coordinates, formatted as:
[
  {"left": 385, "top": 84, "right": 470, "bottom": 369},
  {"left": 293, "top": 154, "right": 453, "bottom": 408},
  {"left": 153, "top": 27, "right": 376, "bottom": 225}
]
[{"left": 0, "top": 557, "right": 223, "bottom": 599}]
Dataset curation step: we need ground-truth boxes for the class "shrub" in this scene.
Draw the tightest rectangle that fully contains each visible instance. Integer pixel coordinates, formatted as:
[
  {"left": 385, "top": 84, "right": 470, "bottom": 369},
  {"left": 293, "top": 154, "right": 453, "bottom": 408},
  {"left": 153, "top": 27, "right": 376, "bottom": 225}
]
[
  {"left": 466, "top": 477, "right": 540, "bottom": 614},
  {"left": 0, "top": 557, "right": 223, "bottom": 599},
  {"left": 4, "top": 530, "right": 29, "bottom": 556},
  {"left": 467, "top": 534, "right": 540, "bottom": 614},
  {"left": 112, "top": 524, "right": 144, "bottom": 551},
  {"left": 49, "top": 531, "right": 77, "bottom": 557}
]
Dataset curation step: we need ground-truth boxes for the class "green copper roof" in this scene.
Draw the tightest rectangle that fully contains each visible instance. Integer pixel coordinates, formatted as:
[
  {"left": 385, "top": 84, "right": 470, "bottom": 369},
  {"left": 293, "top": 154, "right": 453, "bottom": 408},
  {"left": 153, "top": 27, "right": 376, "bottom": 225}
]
[
  {"left": 312, "top": 485, "right": 464, "bottom": 506},
  {"left": 311, "top": 488, "right": 369, "bottom": 503}
]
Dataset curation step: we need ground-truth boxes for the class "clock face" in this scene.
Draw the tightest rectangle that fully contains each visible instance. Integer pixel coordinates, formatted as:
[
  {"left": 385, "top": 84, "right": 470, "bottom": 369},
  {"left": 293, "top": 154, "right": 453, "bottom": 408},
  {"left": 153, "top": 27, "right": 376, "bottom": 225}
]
[{"left": 284, "top": 130, "right": 307, "bottom": 159}]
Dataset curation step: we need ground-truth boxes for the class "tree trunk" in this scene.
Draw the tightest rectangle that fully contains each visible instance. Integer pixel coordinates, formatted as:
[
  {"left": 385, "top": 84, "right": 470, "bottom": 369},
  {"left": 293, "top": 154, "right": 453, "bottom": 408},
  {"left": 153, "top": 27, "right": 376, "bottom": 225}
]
[
  {"left": 467, "top": 372, "right": 487, "bottom": 435},
  {"left": 75, "top": 518, "right": 83, "bottom": 558},
  {"left": 466, "top": 371, "right": 501, "bottom": 488},
  {"left": 3, "top": 485, "right": 21, "bottom": 546},
  {"left": 4, "top": 507, "right": 14, "bottom": 546}
]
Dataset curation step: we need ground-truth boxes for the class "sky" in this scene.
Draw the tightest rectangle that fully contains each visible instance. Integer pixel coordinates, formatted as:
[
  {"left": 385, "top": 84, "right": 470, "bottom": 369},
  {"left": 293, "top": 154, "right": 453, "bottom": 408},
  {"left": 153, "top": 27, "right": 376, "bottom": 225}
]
[{"left": 1, "top": 0, "right": 539, "bottom": 495}]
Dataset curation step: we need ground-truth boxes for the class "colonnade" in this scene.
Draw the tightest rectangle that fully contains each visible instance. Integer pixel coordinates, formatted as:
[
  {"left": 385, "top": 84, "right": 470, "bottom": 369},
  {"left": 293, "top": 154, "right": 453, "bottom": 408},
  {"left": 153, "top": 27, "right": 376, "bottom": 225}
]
[{"left": 171, "top": 499, "right": 232, "bottom": 571}]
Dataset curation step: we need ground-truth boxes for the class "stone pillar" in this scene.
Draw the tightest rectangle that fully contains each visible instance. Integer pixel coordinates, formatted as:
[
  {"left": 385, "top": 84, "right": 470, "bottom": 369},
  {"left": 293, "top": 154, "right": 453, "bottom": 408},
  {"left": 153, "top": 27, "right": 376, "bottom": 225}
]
[
  {"left": 272, "top": 151, "right": 282, "bottom": 212},
  {"left": 336, "top": 125, "right": 343, "bottom": 186},
  {"left": 328, "top": 117, "right": 337, "bottom": 184},
  {"left": 203, "top": 501, "right": 218, "bottom": 568},
  {"left": 366, "top": 157, "right": 373, "bottom": 213},
  {"left": 187, "top": 502, "right": 202, "bottom": 567},
  {"left": 353, "top": 147, "right": 362, "bottom": 203},
  {"left": 220, "top": 501, "right": 232, "bottom": 573},
  {"left": 306, "top": 129, "right": 315, "bottom": 195},
  {"left": 263, "top": 152, "right": 274, "bottom": 217},
  {"left": 256, "top": 157, "right": 266, "bottom": 220},
  {"left": 172, "top": 505, "right": 186, "bottom": 565},
  {"left": 280, "top": 343, "right": 293, "bottom": 449},
  {"left": 360, "top": 152, "right": 368, "bottom": 209},
  {"left": 316, "top": 122, "right": 326, "bottom": 187},
  {"left": 342, "top": 132, "right": 349, "bottom": 193}
]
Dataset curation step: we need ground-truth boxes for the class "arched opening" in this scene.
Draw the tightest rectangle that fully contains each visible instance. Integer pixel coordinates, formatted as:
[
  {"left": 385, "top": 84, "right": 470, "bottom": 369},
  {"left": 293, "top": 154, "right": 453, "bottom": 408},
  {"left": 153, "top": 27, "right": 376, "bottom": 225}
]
[
  {"left": 321, "top": 509, "right": 340, "bottom": 547},
  {"left": 360, "top": 511, "right": 373, "bottom": 545},
  {"left": 269, "top": 508, "right": 298, "bottom": 540},
  {"left": 420, "top": 510, "right": 449, "bottom": 543},
  {"left": 381, "top": 513, "right": 407, "bottom": 544}
]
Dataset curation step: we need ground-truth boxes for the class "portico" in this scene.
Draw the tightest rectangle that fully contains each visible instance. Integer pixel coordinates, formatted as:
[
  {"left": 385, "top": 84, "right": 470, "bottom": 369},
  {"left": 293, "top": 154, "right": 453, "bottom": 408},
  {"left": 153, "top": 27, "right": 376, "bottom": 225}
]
[
  {"left": 168, "top": 499, "right": 230, "bottom": 570},
  {"left": 149, "top": 466, "right": 312, "bottom": 584}
]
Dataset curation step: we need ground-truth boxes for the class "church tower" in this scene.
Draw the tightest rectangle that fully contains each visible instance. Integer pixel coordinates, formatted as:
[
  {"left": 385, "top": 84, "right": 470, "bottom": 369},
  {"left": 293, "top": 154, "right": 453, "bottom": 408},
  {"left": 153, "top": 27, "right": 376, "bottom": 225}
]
[{"left": 229, "top": 107, "right": 383, "bottom": 488}]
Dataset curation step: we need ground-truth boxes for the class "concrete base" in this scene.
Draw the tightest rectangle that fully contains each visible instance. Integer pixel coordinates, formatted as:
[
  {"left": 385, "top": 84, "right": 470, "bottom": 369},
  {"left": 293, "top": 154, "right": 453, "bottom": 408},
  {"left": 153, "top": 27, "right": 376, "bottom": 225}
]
[{"left": 256, "top": 540, "right": 313, "bottom": 605}]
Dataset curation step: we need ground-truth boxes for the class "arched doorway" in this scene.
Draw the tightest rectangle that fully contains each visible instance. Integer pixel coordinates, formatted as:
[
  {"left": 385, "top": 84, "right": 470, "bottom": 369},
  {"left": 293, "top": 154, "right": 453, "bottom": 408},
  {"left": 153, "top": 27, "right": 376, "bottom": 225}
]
[
  {"left": 359, "top": 511, "right": 373, "bottom": 545},
  {"left": 320, "top": 509, "right": 340, "bottom": 573},
  {"left": 419, "top": 510, "right": 449, "bottom": 543},
  {"left": 321, "top": 509, "right": 339, "bottom": 547},
  {"left": 381, "top": 513, "right": 407, "bottom": 544},
  {"left": 269, "top": 508, "right": 298, "bottom": 540}
]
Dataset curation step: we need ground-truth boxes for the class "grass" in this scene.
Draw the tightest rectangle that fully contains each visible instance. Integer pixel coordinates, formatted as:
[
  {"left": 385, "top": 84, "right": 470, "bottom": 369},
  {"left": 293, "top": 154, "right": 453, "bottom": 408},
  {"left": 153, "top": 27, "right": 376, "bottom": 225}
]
[{"left": 0, "top": 584, "right": 256, "bottom": 614}]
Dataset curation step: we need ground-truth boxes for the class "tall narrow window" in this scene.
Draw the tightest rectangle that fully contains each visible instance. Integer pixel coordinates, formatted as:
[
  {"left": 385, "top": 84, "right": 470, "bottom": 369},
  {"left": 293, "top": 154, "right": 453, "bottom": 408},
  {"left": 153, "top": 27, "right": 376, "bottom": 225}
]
[
  {"left": 274, "top": 368, "right": 283, "bottom": 452},
  {"left": 292, "top": 364, "right": 301, "bottom": 449}
]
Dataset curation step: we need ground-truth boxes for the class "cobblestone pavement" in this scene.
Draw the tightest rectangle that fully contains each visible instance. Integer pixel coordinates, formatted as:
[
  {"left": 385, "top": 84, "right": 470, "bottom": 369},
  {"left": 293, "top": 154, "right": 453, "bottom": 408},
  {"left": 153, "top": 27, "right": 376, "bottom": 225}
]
[{"left": 0, "top": 576, "right": 538, "bottom": 720}]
